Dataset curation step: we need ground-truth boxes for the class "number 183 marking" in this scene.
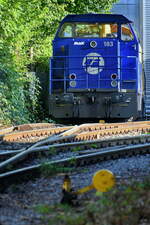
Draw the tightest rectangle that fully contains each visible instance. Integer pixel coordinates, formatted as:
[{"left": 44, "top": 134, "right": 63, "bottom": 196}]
[{"left": 104, "top": 41, "right": 113, "bottom": 47}]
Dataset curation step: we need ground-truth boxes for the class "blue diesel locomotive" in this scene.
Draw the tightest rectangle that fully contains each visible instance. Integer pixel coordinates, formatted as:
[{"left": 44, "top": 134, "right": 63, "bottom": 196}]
[{"left": 49, "top": 14, "right": 144, "bottom": 120}]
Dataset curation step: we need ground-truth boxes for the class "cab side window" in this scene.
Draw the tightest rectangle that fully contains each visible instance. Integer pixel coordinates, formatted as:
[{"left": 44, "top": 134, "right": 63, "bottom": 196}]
[
  {"left": 59, "top": 23, "right": 73, "bottom": 37},
  {"left": 121, "top": 24, "right": 134, "bottom": 41}
]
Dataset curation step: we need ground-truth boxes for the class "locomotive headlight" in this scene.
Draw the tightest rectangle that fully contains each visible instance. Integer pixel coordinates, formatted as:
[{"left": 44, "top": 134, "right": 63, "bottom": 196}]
[
  {"left": 69, "top": 73, "right": 76, "bottom": 80},
  {"left": 70, "top": 81, "right": 77, "bottom": 87},
  {"left": 111, "top": 80, "right": 118, "bottom": 87},
  {"left": 111, "top": 73, "right": 117, "bottom": 80},
  {"left": 90, "top": 41, "right": 97, "bottom": 48}
]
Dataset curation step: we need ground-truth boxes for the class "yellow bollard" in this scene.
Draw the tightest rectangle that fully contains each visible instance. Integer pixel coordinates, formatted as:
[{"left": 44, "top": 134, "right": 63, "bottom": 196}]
[
  {"left": 92, "top": 169, "right": 115, "bottom": 192},
  {"left": 61, "top": 170, "right": 116, "bottom": 205},
  {"left": 75, "top": 169, "right": 116, "bottom": 194},
  {"left": 62, "top": 174, "right": 72, "bottom": 192}
]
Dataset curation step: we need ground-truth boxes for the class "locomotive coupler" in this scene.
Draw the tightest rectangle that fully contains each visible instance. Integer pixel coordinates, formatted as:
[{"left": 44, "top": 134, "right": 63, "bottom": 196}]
[
  {"left": 104, "top": 96, "right": 112, "bottom": 105},
  {"left": 73, "top": 96, "right": 80, "bottom": 105},
  {"left": 61, "top": 170, "right": 116, "bottom": 206},
  {"left": 87, "top": 90, "right": 96, "bottom": 104}
]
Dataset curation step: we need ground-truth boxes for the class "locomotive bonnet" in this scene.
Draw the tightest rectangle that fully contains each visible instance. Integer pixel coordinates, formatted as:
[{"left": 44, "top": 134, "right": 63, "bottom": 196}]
[{"left": 49, "top": 14, "right": 144, "bottom": 120}]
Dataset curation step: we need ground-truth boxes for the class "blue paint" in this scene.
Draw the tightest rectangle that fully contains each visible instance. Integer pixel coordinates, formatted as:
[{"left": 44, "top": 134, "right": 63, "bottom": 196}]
[{"left": 50, "top": 14, "right": 140, "bottom": 93}]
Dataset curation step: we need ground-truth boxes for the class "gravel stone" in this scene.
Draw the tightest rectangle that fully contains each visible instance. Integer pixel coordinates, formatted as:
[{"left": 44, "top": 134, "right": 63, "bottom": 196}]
[{"left": 0, "top": 154, "right": 150, "bottom": 225}]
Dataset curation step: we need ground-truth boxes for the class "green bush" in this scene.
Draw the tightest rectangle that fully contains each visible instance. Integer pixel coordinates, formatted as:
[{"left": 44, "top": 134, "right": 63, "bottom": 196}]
[
  {"left": 0, "top": 63, "right": 40, "bottom": 124},
  {"left": 0, "top": 0, "right": 118, "bottom": 124}
]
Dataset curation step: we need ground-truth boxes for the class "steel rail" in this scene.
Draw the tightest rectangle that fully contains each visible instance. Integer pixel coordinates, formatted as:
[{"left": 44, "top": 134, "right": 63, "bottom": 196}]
[
  {"left": 72, "top": 125, "right": 150, "bottom": 142},
  {"left": 13, "top": 123, "right": 57, "bottom": 131},
  {"left": 1, "top": 122, "right": 150, "bottom": 178},
  {"left": 2, "top": 121, "right": 150, "bottom": 142},
  {"left": 0, "top": 122, "right": 149, "bottom": 172},
  {"left": 1, "top": 133, "right": 150, "bottom": 159},
  {"left": 1, "top": 126, "right": 73, "bottom": 142},
  {"left": 0, "top": 127, "right": 14, "bottom": 136},
  {"left": 0, "top": 125, "right": 83, "bottom": 171},
  {"left": 0, "top": 123, "right": 57, "bottom": 136},
  {"left": 0, "top": 142, "right": 149, "bottom": 191},
  {"left": 2, "top": 122, "right": 147, "bottom": 144}
]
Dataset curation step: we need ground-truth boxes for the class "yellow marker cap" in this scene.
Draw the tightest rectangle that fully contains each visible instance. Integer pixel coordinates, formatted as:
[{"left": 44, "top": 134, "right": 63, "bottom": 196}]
[
  {"left": 92, "top": 169, "right": 115, "bottom": 192},
  {"left": 99, "top": 120, "right": 105, "bottom": 124}
]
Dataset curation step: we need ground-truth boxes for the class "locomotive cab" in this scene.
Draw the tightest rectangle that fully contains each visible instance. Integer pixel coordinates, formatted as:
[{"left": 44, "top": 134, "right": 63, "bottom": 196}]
[{"left": 49, "top": 14, "right": 144, "bottom": 120}]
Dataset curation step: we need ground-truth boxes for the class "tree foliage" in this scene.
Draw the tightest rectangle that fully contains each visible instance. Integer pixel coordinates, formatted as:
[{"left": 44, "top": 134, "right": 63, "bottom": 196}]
[
  {"left": 67, "top": 0, "right": 118, "bottom": 14},
  {"left": 0, "top": 0, "right": 118, "bottom": 124}
]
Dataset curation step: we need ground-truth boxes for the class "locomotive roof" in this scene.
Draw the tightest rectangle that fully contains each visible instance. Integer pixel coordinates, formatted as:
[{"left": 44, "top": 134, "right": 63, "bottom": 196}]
[{"left": 61, "top": 14, "right": 132, "bottom": 24}]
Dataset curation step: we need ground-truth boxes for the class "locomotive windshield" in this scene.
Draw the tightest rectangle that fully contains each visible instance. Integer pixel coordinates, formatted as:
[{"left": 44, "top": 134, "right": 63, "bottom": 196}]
[
  {"left": 58, "top": 23, "right": 118, "bottom": 38},
  {"left": 58, "top": 22, "right": 134, "bottom": 41}
]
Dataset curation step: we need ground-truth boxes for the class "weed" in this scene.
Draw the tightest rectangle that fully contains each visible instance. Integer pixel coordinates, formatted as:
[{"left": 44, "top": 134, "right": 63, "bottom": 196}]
[
  {"left": 40, "top": 163, "right": 73, "bottom": 176},
  {"left": 34, "top": 176, "right": 150, "bottom": 225},
  {"left": 48, "top": 147, "right": 56, "bottom": 156},
  {"left": 72, "top": 146, "right": 82, "bottom": 152},
  {"left": 68, "top": 157, "right": 77, "bottom": 166},
  {"left": 34, "top": 204, "right": 54, "bottom": 214},
  {"left": 90, "top": 143, "right": 98, "bottom": 149},
  {"left": 6, "top": 164, "right": 13, "bottom": 171}
]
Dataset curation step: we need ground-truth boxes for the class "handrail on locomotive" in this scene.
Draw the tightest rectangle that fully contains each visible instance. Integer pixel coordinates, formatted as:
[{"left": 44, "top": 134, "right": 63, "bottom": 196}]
[{"left": 49, "top": 55, "right": 138, "bottom": 94}]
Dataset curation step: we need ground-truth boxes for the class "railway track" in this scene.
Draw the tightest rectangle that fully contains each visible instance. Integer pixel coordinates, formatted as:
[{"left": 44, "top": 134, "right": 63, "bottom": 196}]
[
  {"left": 0, "top": 121, "right": 150, "bottom": 191},
  {"left": 0, "top": 141, "right": 149, "bottom": 191},
  {"left": 0, "top": 133, "right": 150, "bottom": 160},
  {"left": 0, "top": 123, "right": 70, "bottom": 142},
  {"left": 1, "top": 120, "right": 150, "bottom": 142},
  {"left": 0, "top": 123, "right": 56, "bottom": 135}
]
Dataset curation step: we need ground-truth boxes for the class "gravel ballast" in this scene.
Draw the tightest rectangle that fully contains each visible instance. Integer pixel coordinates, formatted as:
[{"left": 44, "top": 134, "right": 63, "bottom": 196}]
[{"left": 0, "top": 154, "right": 150, "bottom": 225}]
